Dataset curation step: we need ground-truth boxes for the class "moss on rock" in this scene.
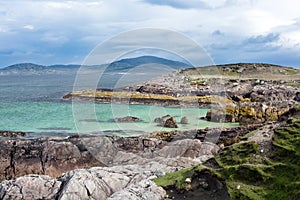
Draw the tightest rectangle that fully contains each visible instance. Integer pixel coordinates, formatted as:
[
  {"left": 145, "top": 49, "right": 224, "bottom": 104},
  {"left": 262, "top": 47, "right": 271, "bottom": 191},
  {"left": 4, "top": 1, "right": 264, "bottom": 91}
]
[{"left": 154, "top": 119, "right": 300, "bottom": 200}]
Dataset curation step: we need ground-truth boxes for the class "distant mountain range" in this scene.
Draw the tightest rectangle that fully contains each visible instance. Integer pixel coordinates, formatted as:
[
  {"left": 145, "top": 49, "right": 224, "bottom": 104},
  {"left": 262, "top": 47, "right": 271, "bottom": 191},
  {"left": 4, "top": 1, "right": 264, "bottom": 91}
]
[{"left": 0, "top": 56, "right": 191, "bottom": 75}]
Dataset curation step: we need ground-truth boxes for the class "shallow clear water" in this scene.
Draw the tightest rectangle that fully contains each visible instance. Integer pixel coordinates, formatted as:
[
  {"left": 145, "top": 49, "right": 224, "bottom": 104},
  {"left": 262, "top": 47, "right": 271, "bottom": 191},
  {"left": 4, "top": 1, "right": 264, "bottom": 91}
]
[
  {"left": 0, "top": 73, "right": 238, "bottom": 138},
  {"left": 0, "top": 101, "right": 238, "bottom": 137}
]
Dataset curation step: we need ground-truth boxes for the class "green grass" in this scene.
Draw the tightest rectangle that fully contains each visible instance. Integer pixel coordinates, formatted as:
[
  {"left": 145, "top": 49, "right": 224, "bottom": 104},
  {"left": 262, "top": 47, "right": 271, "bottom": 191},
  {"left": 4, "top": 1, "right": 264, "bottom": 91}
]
[
  {"left": 153, "top": 165, "right": 206, "bottom": 189},
  {"left": 189, "top": 78, "right": 206, "bottom": 85},
  {"left": 154, "top": 119, "right": 300, "bottom": 200},
  {"left": 216, "top": 142, "right": 259, "bottom": 165},
  {"left": 286, "top": 82, "right": 300, "bottom": 88},
  {"left": 285, "top": 68, "right": 298, "bottom": 75},
  {"left": 219, "top": 120, "right": 300, "bottom": 199}
]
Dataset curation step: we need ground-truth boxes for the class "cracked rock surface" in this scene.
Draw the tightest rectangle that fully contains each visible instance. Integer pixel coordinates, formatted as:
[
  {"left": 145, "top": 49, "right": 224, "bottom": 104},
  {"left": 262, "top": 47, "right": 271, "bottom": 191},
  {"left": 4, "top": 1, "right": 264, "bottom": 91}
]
[
  {"left": 0, "top": 132, "right": 223, "bottom": 199},
  {"left": 0, "top": 163, "right": 172, "bottom": 200}
]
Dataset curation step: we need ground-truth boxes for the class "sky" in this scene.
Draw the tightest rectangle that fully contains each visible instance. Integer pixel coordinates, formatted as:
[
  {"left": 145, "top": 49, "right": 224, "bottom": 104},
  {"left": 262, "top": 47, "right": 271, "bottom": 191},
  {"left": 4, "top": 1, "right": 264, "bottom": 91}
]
[{"left": 1, "top": 0, "right": 300, "bottom": 68}]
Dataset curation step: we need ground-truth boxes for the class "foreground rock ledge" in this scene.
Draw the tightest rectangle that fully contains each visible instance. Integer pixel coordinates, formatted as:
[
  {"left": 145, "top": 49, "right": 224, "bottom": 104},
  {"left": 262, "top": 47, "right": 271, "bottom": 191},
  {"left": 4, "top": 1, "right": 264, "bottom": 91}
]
[
  {"left": 1, "top": 123, "right": 266, "bottom": 199},
  {"left": 0, "top": 128, "right": 229, "bottom": 199},
  {"left": 1, "top": 117, "right": 298, "bottom": 199},
  {"left": 0, "top": 164, "right": 168, "bottom": 200}
]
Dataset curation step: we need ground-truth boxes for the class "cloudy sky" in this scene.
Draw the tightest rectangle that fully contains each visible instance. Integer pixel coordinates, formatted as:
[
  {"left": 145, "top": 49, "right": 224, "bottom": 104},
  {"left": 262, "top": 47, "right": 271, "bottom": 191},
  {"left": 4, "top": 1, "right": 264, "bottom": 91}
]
[{"left": 0, "top": 0, "right": 300, "bottom": 67}]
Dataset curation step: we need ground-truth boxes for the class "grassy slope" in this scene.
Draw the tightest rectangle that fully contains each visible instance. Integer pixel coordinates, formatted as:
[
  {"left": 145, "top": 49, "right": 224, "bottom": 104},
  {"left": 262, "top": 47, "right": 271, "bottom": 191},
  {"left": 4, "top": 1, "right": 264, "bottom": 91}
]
[
  {"left": 154, "top": 118, "right": 300, "bottom": 200},
  {"left": 182, "top": 63, "right": 300, "bottom": 77}
]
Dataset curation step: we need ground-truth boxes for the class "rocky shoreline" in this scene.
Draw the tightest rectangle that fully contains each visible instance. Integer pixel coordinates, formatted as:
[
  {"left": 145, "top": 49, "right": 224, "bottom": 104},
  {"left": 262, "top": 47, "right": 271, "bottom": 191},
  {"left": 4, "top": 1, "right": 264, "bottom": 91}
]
[
  {"left": 0, "top": 128, "right": 222, "bottom": 199},
  {"left": 0, "top": 122, "right": 277, "bottom": 199},
  {"left": 63, "top": 64, "right": 300, "bottom": 125},
  {"left": 1, "top": 63, "right": 300, "bottom": 199},
  {"left": 0, "top": 111, "right": 298, "bottom": 199}
]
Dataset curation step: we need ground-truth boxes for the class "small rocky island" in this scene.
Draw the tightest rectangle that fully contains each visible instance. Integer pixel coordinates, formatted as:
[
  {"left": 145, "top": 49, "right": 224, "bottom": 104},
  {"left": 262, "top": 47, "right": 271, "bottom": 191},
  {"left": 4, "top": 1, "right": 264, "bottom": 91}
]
[{"left": 1, "top": 63, "right": 300, "bottom": 199}]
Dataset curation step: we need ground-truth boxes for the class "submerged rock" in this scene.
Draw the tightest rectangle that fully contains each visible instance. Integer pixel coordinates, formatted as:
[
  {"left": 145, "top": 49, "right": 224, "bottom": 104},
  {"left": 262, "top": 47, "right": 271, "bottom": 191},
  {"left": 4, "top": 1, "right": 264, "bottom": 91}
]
[
  {"left": 108, "top": 116, "right": 142, "bottom": 122},
  {"left": 180, "top": 116, "right": 188, "bottom": 124}
]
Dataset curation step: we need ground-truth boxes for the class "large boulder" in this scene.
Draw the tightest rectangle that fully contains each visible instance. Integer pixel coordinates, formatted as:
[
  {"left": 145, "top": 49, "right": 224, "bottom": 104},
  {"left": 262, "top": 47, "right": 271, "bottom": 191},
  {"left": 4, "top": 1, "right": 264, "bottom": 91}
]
[{"left": 154, "top": 115, "right": 178, "bottom": 128}]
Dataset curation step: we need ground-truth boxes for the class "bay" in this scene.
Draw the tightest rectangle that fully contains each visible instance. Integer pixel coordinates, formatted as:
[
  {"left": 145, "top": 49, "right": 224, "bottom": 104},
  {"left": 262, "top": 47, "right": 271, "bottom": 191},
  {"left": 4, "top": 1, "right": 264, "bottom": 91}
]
[{"left": 0, "top": 73, "right": 238, "bottom": 138}]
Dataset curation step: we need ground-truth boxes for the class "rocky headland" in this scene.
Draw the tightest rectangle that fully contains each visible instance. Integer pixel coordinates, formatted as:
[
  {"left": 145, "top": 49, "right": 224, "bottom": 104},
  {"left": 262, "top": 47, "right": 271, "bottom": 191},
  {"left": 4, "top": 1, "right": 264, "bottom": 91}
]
[
  {"left": 1, "top": 63, "right": 300, "bottom": 199},
  {"left": 64, "top": 63, "right": 300, "bottom": 124}
]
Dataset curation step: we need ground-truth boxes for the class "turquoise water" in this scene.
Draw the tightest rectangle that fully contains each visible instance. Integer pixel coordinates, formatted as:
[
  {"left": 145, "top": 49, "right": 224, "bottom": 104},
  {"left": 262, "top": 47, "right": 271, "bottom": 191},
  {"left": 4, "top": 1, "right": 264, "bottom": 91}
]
[
  {"left": 0, "top": 101, "right": 237, "bottom": 137},
  {"left": 0, "top": 74, "right": 238, "bottom": 138}
]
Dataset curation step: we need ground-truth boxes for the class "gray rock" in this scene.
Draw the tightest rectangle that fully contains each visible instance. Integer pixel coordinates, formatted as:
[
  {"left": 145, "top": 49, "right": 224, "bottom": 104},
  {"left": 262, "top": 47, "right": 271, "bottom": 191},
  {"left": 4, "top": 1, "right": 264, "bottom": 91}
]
[
  {"left": 154, "top": 115, "right": 178, "bottom": 128},
  {"left": 0, "top": 175, "right": 61, "bottom": 200},
  {"left": 80, "top": 136, "right": 118, "bottom": 166},
  {"left": 57, "top": 168, "right": 132, "bottom": 200},
  {"left": 295, "top": 92, "right": 300, "bottom": 102},
  {"left": 107, "top": 180, "right": 166, "bottom": 200},
  {"left": 0, "top": 163, "right": 174, "bottom": 200},
  {"left": 157, "top": 139, "right": 202, "bottom": 158},
  {"left": 0, "top": 138, "right": 104, "bottom": 181},
  {"left": 0, "top": 130, "right": 223, "bottom": 199}
]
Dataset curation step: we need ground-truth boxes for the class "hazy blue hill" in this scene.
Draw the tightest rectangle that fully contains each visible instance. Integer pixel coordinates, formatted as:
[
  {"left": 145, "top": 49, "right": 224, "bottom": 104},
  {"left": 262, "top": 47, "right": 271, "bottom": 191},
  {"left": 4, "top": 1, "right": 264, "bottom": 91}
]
[
  {"left": 107, "top": 56, "right": 191, "bottom": 71},
  {"left": 48, "top": 64, "right": 81, "bottom": 69},
  {"left": 0, "top": 56, "right": 192, "bottom": 75},
  {"left": 3, "top": 63, "right": 47, "bottom": 71}
]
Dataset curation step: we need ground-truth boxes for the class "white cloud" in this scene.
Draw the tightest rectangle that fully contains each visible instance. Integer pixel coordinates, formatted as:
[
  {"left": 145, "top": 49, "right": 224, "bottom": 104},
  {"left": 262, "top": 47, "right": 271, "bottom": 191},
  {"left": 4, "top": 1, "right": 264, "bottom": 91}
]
[
  {"left": 23, "top": 25, "right": 34, "bottom": 30},
  {"left": 0, "top": 27, "right": 7, "bottom": 32},
  {"left": 1, "top": 0, "right": 300, "bottom": 66}
]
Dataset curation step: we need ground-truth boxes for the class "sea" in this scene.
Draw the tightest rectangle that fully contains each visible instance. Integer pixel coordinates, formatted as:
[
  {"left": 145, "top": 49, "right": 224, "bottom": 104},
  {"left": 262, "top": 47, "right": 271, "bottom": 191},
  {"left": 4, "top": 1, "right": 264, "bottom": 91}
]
[{"left": 0, "top": 71, "right": 238, "bottom": 138}]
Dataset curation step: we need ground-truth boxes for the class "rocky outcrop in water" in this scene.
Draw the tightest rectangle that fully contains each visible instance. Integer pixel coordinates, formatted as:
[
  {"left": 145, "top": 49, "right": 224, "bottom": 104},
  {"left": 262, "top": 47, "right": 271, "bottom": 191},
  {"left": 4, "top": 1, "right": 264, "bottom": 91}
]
[
  {"left": 63, "top": 64, "right": 300, "bottom": 126},
  {"left": 154, "top": 115, "right": 178, "bottom": 128}
]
